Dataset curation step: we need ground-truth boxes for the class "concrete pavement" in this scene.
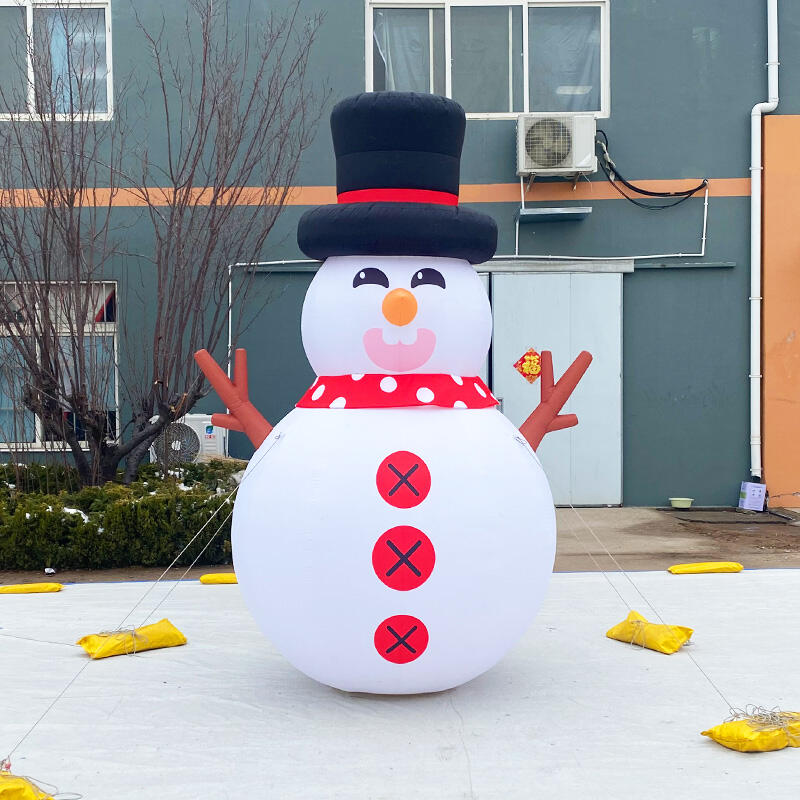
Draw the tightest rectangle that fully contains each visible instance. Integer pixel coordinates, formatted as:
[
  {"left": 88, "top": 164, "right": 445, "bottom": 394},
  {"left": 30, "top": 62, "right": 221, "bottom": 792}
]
[{"left": 555, "top": 506, "right": 800, "bottom": 571}]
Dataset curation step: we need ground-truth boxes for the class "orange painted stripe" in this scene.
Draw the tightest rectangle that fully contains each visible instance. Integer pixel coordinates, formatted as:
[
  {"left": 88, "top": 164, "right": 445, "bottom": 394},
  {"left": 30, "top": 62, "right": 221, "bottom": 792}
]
[
  {"left": 286, "top": 178, "right": 748, "bottom": 205},
  {"left": 0, "top": 178, "right": 748, "bottom": 208},
  {"left": 459, "top": 177, "right": 749, "bottom": 202},
  {"left": 0, "top": 186, "right": 309, "bottom": 208}
]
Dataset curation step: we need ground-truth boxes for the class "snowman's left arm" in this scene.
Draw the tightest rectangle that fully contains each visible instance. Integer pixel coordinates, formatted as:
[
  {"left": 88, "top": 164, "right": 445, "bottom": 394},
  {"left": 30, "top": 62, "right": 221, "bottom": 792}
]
[
  {"left": 194, "top": 348, "right": 272, "bottom": 448},
  {"left": 518, "top": 350, "right": 592, "bottom": 451}
]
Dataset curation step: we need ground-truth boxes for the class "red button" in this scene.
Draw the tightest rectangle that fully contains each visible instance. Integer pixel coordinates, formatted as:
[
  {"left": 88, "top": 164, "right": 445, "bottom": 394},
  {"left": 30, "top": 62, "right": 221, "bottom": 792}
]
[
  {"left": 372, "top": 526, "right": 435, "bottom": 591},
  {"left": 374, "top": 614, "right": 429, "bottom": 664},
  {"left": 376, "top": 451, "right": 431, "bottom": 508}
]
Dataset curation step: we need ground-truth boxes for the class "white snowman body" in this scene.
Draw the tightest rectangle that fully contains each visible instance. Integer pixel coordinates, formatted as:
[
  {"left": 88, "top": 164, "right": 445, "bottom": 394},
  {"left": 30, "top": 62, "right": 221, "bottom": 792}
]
[{"left": 231, "top": 256, "right": 557, "bottom": 693}]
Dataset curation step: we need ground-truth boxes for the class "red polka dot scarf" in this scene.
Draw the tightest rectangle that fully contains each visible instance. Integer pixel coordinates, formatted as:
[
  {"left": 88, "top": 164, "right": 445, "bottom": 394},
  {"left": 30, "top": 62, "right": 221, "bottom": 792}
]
[{"left": 297, "top": 374, "right": 499, "bottom": 410}]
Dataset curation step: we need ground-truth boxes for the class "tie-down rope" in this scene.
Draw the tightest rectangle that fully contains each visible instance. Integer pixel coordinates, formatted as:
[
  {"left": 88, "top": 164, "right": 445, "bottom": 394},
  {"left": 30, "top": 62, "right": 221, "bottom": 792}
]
[
  {"left": 2, "top": 432, "right": 284, "bottom": 772},
  {"left": 567, "top": 504, "right": 734, "bottom": 711}
]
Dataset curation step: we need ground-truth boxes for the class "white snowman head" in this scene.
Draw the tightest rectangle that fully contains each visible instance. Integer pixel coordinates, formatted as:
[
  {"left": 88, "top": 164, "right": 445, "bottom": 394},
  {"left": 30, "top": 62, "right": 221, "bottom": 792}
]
[
  {"left": 301, "top": 255, "right": 491, "bottom": 376},
  {"left": 297, "top": 92, "right": 498, "bottom": 376}
]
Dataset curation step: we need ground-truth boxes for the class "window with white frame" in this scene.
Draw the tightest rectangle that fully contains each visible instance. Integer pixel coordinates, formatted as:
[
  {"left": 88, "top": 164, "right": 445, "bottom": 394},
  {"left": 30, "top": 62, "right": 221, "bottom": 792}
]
[
  {"left": 0, "top": 0, "right": 113, "bottom": 119},
  {"left": 367, "top": 0, "right": 609, "bottom": 118},
  {"left": 0, "top": 281, "right": 118, "bottom": 448}
]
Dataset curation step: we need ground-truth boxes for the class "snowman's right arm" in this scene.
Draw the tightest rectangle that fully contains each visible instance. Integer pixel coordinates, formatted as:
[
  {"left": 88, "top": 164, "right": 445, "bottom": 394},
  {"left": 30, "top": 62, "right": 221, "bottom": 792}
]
[
  {"left": 194, "top": 348, "right": 273, "bottom": 448},
  {"left": 518, "top": 350, "right": 592, "bottom": 451}
]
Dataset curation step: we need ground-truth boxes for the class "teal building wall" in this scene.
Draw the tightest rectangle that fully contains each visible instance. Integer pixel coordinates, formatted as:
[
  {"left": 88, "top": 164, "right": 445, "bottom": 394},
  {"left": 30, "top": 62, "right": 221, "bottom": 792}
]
[{"left": 6, "top": 0, "right": 800, "bottom": 505}]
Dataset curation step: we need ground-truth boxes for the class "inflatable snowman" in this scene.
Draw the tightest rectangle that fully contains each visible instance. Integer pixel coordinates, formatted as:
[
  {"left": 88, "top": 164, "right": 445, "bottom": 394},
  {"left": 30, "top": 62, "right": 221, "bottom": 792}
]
[{"left": 196, "top": 93, "right": 590, "bottom": 694}]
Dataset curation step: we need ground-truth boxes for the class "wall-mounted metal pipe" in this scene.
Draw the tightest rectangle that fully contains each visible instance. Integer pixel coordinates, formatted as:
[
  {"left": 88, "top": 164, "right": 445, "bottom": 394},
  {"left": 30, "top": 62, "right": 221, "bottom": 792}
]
[
  {"left": 749, "top": 0, "right": 779, "bottom": 479},
  {"left": 223, "top": 259, "right": 319, "bottom": 454},
  {"left": 506, "top": 186, "right": 709, "bottom": 262}
]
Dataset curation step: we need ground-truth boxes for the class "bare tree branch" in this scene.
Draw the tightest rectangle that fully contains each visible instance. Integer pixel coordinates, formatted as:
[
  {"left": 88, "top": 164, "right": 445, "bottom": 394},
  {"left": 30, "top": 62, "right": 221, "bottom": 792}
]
[{"left": 0, "top": 0, "right": 326, "bottom": 485}]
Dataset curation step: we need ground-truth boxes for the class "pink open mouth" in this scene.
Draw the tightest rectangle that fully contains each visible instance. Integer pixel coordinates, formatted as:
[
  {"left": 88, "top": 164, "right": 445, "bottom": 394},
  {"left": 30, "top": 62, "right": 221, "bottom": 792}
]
[{"left": 363, "top": 327, "right": 436, "bottom": 372}]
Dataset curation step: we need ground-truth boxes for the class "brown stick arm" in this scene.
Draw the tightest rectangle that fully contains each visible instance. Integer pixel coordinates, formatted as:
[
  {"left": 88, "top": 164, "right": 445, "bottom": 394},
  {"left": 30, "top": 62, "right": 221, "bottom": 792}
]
[
  {"left": 194, "top": 348, "right": 273, "bottom": 449},
  {"left": 518, "top": 350, "right": 593, "bottom": 451}
]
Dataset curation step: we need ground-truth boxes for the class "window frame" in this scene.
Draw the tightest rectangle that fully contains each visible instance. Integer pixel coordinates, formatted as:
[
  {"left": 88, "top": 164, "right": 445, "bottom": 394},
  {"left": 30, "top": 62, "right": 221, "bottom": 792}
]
[
  {"left": 0, "top": 280, "right": 120, "bottom": 451},
  {"left": 366, "top": 0, "right": 610, "bottom": 119},
  {"left": 0, "top": 0, "right": 114, "bottom": 122}
]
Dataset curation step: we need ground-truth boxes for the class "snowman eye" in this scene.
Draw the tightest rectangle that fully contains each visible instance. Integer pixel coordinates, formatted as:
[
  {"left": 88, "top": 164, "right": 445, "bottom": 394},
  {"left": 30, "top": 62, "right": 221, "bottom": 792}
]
[
  {"left": 352, "top": 268, "right": 389, "bottom": 288},
  {"left": 411, "top": 268, "right": 446, "bottom": 289}
]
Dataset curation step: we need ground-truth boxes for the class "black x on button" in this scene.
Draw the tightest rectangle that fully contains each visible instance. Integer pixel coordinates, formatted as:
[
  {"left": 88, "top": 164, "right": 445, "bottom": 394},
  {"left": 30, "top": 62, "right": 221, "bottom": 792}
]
[
  {"left": 374, "top": 615, "right": 429, "bottom": 664},
  {"left": 376, "top": 451, "right": 431, "bottom": 508},
  {"left": 372, "top": 526, "right": 435, "bottom": 591}
]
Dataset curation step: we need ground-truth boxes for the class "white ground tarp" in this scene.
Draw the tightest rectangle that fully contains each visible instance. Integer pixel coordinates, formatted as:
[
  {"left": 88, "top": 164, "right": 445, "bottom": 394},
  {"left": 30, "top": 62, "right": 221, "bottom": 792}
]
[{"left": 2, "top": 570, "right": 799, "bottom": 799}]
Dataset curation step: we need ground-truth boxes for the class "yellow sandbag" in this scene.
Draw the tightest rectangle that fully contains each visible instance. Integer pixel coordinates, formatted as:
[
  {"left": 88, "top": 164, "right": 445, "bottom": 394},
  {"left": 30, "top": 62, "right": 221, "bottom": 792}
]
[
  {"left": 668, "top": 561, "right": 743, "bottom": 574},
  {"left": 76, "top": 618, "right": 186, "bottom": 659},
  {"left": 606, "top": 610, "right": 693, "bottom": 654},
  {"left": 0, "top": 583, "right": 62, "bottom": 594},
  {"left": 702, "top": 711, "right": 800, "bottom": 752},
  {"left": 0, "top": 771, "right": 54, "bottom": 799},
  {"left": 199, "top": 573, "right": 237, "bottom": 584}
]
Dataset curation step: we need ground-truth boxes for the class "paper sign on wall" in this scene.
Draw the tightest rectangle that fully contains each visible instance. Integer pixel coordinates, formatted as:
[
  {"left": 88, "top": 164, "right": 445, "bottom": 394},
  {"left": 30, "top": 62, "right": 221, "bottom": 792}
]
[{"left": 739, "top": 481, "right": 766, "bottom": 511}]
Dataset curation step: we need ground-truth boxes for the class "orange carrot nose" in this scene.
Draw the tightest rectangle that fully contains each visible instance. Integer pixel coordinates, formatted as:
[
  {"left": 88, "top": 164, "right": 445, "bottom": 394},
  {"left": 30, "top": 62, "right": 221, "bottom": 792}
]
[{"left": 382, "top": 288, "right": 418, "bottom": 326}]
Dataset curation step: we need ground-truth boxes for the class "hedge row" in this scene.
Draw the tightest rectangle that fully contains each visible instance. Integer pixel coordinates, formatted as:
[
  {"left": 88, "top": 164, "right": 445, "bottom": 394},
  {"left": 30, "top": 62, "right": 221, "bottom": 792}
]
[
  {"left": 0, "top": 460, "right": 247, "bottom": 570},
  {"left": 0, "top": 458, "right": 245, "bottom": 497}
]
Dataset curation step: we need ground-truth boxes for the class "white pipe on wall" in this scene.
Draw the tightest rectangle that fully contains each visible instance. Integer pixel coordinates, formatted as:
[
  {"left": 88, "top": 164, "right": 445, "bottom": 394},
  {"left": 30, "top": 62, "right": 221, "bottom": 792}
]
[
  {"left": 226, "top": 258, "right": 319, "bottom": 373},
  {"left": 507, "top": 186, "right": 709, "bottom": 262},
  {"left": 749, "top": 0, "right": 779, "bottom": 479},
  {"left": 223, "top": 259, "right": 320, "bottom": 454}
]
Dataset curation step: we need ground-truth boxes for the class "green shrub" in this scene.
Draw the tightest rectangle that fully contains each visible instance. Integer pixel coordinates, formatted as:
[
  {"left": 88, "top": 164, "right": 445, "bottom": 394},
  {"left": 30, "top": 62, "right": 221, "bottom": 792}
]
[
  {"left": 0, "top": 462, "right": 82, "bottom": 496},
  {"left": 0, "top": 460, "right": 244, "bottom": 570}
]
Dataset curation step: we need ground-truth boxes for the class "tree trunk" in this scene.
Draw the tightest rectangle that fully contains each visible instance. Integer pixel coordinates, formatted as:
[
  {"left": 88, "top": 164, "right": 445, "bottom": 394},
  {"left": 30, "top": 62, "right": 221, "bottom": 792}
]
[{"left": 121, "top": 439, "right": 154, "bottom": 485}]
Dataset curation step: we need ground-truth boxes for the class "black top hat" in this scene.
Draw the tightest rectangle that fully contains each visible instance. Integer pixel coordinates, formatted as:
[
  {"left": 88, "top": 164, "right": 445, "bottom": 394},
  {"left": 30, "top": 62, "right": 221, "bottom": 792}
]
[{"left": 297, "top": 92, "right": 497, "bottom": 265}]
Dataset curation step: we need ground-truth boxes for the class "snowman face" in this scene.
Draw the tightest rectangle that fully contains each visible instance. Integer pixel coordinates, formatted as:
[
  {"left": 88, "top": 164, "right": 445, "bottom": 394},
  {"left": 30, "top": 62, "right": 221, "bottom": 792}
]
[{"left": 301, "top": 255, "right": 492, "bottom": 375}]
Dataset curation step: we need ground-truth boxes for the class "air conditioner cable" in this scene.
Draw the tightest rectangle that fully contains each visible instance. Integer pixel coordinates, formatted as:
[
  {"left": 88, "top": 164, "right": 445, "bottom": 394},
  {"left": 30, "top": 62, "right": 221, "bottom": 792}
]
[{"left": 596, "top": 129, "right": 708, "bottom": 210}]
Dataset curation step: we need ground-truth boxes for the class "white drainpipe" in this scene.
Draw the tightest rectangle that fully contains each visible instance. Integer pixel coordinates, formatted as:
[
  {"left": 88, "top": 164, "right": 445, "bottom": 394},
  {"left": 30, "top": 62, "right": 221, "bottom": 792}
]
[{"left": 750, "top": 0, "right": 779, "bottom": 479}]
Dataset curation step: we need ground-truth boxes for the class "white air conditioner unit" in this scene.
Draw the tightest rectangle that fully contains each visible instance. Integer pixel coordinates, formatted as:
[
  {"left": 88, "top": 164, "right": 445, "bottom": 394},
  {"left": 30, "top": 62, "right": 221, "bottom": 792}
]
[
  {"left": 150, "top": 413, "right": 227, "bottom": 466},
  {"left": 516, "top": 113, "right": 597, "bottom": 177},
  {"left": 184, "top": 413, "right": 227, "bottom": 459}
]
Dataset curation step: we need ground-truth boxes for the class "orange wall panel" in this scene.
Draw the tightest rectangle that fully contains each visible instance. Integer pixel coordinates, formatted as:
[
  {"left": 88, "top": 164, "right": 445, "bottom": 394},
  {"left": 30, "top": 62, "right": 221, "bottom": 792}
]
[{"left": 763, "top": 116, "right": 800, "bottom": 506}]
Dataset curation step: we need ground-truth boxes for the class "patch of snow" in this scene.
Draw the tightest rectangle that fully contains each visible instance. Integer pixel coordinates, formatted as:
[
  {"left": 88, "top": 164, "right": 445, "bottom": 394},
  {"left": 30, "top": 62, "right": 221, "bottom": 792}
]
[
  {"left": 7, "top": 483, "right": 15, "bottom": 489},
  {"left": 63, "top": 507, "right": 90, "bottom": 523},
  {"left": 46, "top": 505, "right": 52, "bottom": 512},
  {"left": 178, "top": 483, "right": 192, "bottom": 492},
  {"left": 25, "top": 512, "right": 30, "bottom": 520}
]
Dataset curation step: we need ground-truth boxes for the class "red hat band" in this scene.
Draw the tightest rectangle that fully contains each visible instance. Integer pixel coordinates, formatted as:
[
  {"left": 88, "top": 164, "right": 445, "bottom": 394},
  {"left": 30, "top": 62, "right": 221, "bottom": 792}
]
[{"left": 336, "top": 188, "right": 459, "bottom": 206}]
